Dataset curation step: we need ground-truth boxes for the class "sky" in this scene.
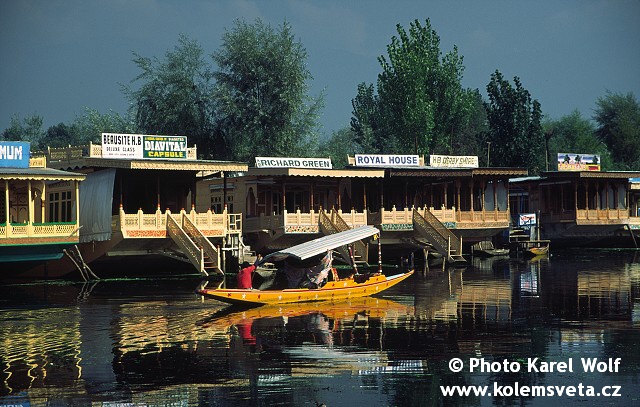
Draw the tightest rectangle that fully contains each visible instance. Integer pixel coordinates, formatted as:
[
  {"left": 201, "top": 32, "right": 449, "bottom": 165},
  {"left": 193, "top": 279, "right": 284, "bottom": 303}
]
[{"left": 1, "top": 0, "right": 639, "bottom": 139}]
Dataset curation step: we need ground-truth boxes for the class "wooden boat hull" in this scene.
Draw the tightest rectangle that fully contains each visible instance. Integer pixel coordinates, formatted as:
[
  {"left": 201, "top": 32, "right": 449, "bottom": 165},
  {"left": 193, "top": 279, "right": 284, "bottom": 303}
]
[
  {"left": 527, "top": 246, "right": 549, "bottom": 256},
  {"left": 197, "top": 270, "right": 414, "bottom": 306}
]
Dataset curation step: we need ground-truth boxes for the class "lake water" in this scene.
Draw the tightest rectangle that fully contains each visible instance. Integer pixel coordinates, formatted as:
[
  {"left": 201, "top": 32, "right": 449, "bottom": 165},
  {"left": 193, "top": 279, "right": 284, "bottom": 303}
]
[{"left": 1, "top": 249, "right": 638, "bottom": 406}]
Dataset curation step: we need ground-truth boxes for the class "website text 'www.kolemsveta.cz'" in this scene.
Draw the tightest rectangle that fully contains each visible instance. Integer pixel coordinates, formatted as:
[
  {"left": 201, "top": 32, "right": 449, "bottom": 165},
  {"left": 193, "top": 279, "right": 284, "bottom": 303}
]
[
  {"left": 440, "top": 382, "right": 622, "bottom": 398},
  {"left": 442, "top": 357, "right": 624, "bottom": 398}
]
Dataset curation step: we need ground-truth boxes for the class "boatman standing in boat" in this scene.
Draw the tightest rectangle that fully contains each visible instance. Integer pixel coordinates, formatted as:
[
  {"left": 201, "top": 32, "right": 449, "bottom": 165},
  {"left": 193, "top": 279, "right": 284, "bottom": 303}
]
[{"left": 237, "top": 255, "right": 262, "bottom": 289}]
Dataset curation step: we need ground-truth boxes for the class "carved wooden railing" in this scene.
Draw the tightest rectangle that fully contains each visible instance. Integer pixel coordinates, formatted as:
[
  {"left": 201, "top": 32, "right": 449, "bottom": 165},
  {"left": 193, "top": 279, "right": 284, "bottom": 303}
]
[{"left": 1, "top": 221, "right": 79, "bottom": 241}]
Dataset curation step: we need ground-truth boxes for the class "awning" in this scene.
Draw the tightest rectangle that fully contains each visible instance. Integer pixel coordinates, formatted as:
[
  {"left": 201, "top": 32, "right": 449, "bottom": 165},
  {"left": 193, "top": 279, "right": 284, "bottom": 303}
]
[{"left": 263, "top": 225, "right": 380, "bottom": 262}]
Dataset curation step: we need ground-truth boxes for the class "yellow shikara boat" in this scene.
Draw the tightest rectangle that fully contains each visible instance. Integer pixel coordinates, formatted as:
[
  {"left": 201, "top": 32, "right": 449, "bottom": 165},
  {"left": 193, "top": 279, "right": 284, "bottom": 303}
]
[
  {"left": 196, "top": 226, "right": 414, "bottom": 306},
  {"left": 198, "top": 270, "right": 413, "bottom": 305}
]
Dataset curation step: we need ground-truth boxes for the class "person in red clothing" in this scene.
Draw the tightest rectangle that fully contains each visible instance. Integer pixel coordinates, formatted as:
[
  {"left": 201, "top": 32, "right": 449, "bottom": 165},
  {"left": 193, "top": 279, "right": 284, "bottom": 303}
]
[
  {"left": 237, "top": 255, "right": 262, "bottom": 289},
  {"left": 237, "top": 261, "right": 256, "bottom": 289}
]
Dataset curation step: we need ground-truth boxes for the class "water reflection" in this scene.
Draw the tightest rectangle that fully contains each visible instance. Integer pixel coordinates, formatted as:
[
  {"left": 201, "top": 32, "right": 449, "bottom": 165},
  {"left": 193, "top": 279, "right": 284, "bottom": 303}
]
[{"left": 0, "top": 251, "right": 639, "bottom": 405}]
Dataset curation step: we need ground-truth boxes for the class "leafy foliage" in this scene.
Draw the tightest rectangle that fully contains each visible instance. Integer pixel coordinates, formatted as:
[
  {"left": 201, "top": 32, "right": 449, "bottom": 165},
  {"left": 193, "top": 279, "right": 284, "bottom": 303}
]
[
  {"left": 213, "top": 19, "right": 323, "bottom": 162},
  {"left": 317, "top": 127, "right": 360, "bottom": 169},
  {"left": 484, "top": 71, "right": 544, "bottom": 173},
  {"left": 351, "top": 19, "right": 480, "bottom": 156},
  {"left": 544, "top": 110, "right": 613, "bottom": 170},
  {"left": 123, "top": 34, "right": 217, "bottom": 158},
  {"left": 1, "top": 114, "right": 45, "bottom": 149},
  {"left": 593, "top": 91, "right": 640, "bottom": 170}
]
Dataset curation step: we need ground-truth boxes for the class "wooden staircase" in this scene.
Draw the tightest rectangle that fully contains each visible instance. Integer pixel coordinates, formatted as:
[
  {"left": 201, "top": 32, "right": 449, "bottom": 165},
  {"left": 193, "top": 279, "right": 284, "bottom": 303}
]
[
  {"left": 166, "top": 213, "right": 222, "bottom": 276},
  {"left": 413, "top": 208, "right": 466, "bottom": 265},
  {"left": 319, "top": 209, "right": 369, "bottom": 265}
]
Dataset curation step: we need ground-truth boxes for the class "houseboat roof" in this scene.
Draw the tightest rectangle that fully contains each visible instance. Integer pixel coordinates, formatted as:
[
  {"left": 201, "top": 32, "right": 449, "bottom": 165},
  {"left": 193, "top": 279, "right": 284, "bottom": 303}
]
[
  {"left": 41, "top": 144, "right": 248, "bottom": 173},
  {"left": 347, "top": 166, "right": 528, "bottom": 178},
  {"left": 540, "top": 170, "right": 640, "bottom": 179},
  {"left": 246, "top": 167, "right": 386, "bottom": 178},
  {"left": 49, "top": 157, "right": 248, "bottom": 173},
  {"left": 1, "top": 167, "right": 85, "bottom": 181}
]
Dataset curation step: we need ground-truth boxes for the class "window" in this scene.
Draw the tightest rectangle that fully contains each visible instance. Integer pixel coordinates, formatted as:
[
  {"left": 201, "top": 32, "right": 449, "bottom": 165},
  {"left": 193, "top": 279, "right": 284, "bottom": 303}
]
[{"left": 49, "top": 191, "right": 72, "bottom": 222}]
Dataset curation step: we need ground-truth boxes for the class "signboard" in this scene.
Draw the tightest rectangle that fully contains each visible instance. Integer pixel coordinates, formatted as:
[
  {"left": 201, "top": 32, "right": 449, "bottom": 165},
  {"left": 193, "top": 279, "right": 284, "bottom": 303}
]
[
  {"left": 557, "top": 153, "right": 600, "bottom": 171},
  {"left": 101, "top": 133, "right": 187, "bottom": 160},
  {"left": 0, "top": 141, "right": 30, "bottom": 168},
  {"left": 429, "top": 155, "right": 478, "bottom": 168},
  {"left": 353, "top": 154, "right": 420, "bottom": 167},
  {"left": 518, "top": 213, "right": 537, "bottom": 227},
  {"left": 143, "top": 135, "right": 187, "bottom": 159},
  {"left": 255, "top": 157, "right": 332, "bottom": 169}
]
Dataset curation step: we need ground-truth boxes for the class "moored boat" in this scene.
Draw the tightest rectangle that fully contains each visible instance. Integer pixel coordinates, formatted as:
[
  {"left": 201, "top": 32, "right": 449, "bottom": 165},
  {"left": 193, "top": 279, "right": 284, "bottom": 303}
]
[{"left": 471, "top": 241, "right": 510, "bottom": 257}]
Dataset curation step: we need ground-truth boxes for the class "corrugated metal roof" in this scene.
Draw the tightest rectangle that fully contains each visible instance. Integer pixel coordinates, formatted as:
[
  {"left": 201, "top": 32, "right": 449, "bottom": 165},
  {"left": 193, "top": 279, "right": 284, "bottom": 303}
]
[{"left": 263, "top": 225, "right": 380, "bottom": 262}]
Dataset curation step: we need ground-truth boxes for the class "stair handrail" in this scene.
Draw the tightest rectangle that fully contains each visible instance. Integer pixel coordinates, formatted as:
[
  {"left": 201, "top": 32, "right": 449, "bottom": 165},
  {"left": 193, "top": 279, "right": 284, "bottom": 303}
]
[
  {"left": 166, "top": 214, "right": 203, "bottom": 272},
  {"left": 181, "top": 213, "right": 221, "bottom": 274},
  {"left": 417, "top": 207, "right": 461, "bottom": 253}
]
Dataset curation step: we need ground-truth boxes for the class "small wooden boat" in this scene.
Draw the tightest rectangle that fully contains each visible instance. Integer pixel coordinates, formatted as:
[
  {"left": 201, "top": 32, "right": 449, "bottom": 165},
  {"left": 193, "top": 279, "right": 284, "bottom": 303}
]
[
  {"left": 471, "top": 241, "right": 510, "bottom": 257},
  {"left": 196, "top": 226, "right": 414, "bottom": 306},
  {"left": 523, "top": 240, "right": 550, "bottom": 257}
]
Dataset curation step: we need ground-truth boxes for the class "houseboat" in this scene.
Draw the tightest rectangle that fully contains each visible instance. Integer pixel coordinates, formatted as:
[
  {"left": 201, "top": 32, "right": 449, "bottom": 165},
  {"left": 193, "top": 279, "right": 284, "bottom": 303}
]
[
  {"left": 509, "top": 153, "right": 640, "bottom": 247},
  {"left": 1, "top": 141, "right": 85, "bottom": 270},
  {"left": 25, "top": 134, "right": 248, "bottom": 278},
  {"left": 196, "top": 154, "right": 528, "bottom": 265}
]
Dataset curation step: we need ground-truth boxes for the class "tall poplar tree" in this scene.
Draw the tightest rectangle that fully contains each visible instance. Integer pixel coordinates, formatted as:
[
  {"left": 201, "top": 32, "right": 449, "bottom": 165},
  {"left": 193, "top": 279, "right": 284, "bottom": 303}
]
[
  {"left": 484, "top": 70, "right": 544, "bottom": 172},
  {"left": 351, "top": 19, "right": 477, "bottom": 156}
]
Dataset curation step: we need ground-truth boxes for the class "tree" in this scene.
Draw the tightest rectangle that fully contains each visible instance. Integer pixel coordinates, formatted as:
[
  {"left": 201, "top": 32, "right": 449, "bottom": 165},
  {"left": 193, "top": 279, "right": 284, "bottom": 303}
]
[
  {"left": 317, "top": 127, "right": 359, "bottom": 169},
  {"left": 593, "top": 91, "right": 640, "bottom": 170},
  {"left": 45, "top": 122, "right": 75, "bottom": 148},
  {"left": 213, "top": 19, "right": 323, "bottom": 162},
  {"left": 1, "top": 114, "right": 45, "bottom": 149},
  {"left": 484, "top": 70, "right": 544, "bottom": 173},
  {"left": 68, "top": 107, "right": 135, "bottom": 145},
  {"left": 350, "top": 82, "right": 383, "bottom": 153},
  {"left": 350, "top": 19, "right": 479, "bottom": 157},
  {"left": 123, "top": 34, "right": 217, "bottom": 158},
  {"left": 544, "top": 110, "right": 613, "bottom": 170}
]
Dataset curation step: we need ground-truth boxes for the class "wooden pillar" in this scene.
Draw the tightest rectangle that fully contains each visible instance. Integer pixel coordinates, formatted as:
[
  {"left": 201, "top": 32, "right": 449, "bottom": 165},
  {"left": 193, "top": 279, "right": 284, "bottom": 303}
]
[
  {"left": 223, "top": 173, "right": 228, "bottom": 212},
  {"left": 336, "top": 180, "right": 341, "bottom": 210},
  {"left": 456, "top": 179, "right": 461, "bottom": 213},
  {"left": 404, "top": 180, "right": 408, "bottom": 208},
  {"left": 282, "top": 182, "right": 286, "bottom": 212},
  {"left": 75, "top": 180, "right": 80, "bottom": 223},
  {"left": 574, "top": 181, "right": 578, "bottom": 212},
  {"left": 28, "top": 180, "right": 33, "bottom": 225},
  {"left": 469, "top": 180, "right": 474, "bottom": 215},
  {"left": 585, "top": 181, "right": 589, "bottom": 210},
  {"left": 310, "top": 180, "right": 315, "bottom": 211},
  {"left": 156, "top": 175, "right": 161, "bottom": 208},
  {"left": 119, "top": 174, "right": 123, "bottom": 208},
  {"left": 481, "top": 179, "right": 486, "bottom": 212},
  {"left": 41, "top": 181, "right": 46, "bottom": 222},
  {"left": 363, "top": 181, "right": 367, "bottom": 210},
  {"left": 4, "top": 180, "right": 9, "bottom": 229},
  {"left": 493, "top": 178, "right": 498, "bottom": 213},
  {"left": 380, "top": 181, "right": 384, "bottom": 210},
  {"left": 443, "top": 183, "right": 448, "bottom": 209}
]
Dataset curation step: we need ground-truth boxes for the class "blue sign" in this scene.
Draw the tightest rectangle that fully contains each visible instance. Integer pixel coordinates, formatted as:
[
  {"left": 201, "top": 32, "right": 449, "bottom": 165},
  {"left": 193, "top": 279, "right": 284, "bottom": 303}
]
[{"left": 0, "top": 141, "right": 30, "bottom": 168}]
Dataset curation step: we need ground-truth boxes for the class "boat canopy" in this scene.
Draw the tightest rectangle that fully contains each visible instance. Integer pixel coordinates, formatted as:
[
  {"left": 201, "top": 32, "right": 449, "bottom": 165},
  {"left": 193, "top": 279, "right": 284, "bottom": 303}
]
[{"left": 263, "top": 225, "right": 380, "bottom": 262}]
